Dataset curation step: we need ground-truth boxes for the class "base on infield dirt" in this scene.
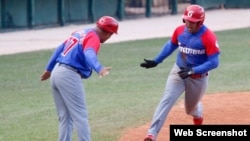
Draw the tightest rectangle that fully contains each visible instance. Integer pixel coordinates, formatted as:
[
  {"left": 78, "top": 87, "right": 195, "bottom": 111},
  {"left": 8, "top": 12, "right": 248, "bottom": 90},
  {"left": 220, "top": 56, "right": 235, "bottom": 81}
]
[{"left": 118, "top": 92, "right": 250, "bottom": 141}]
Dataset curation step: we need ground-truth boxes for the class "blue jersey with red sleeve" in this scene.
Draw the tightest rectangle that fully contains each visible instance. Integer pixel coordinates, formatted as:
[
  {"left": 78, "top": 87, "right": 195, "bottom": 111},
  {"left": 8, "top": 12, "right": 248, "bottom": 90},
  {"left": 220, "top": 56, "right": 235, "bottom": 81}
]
[
  {"left": 45, "top": 28, "right": 103, "bottom": 79},
  {"left": 154, "top": 24, "right": 220, "bottom": 74}
]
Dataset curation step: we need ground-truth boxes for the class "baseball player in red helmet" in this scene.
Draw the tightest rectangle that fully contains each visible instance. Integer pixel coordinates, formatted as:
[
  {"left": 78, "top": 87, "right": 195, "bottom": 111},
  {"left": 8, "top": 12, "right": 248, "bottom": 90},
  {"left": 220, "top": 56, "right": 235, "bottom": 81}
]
[
  {"left": 40, "top": 16, "right": 118, "bottom": 141},
  {"left": 140, "top": 4, "right": 220, "bottom": 141}
]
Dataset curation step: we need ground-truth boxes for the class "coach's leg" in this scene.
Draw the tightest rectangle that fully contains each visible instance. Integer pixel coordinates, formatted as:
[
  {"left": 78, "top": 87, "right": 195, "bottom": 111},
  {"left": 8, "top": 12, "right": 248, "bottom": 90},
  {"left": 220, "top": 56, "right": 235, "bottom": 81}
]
[
  {"left": 59, "top": 72, "right": 91, "bottom": 141},
  {"left": 51, "top": 70, "right": 74, "bottom": 141}
]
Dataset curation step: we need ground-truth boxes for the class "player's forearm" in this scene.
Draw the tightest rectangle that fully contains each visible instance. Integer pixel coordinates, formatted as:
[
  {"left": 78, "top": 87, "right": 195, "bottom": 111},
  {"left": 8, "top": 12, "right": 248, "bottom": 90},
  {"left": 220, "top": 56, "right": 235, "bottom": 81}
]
[
  {"left": 154, "top": 41, "right": 177, "bottom": 63},
  {"left": 84, "top": 49, "right": 103, "bottom": 73},
  {"left": 45, "top": 43, "right": 65, "bottom": 71},
  {"left": 193, "top": 53, "right": 219, "bottom": 74}
]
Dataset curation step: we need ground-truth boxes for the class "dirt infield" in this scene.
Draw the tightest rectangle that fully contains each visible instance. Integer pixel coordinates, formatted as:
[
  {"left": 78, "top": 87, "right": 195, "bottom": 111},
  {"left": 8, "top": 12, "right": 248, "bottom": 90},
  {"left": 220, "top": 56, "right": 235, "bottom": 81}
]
[{"left": 118, "top": 92, "right": 250, "bottom": 141}]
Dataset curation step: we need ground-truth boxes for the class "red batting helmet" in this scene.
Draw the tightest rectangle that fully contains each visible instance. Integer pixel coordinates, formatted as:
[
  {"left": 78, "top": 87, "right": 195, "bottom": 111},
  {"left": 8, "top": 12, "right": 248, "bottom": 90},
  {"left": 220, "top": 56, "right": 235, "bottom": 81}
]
[
  {"left": 96, "top": 16, "right": 119, "bottom": 34},
  {"left": 182, "top": 5, "right": 205, "bottom": 25}
]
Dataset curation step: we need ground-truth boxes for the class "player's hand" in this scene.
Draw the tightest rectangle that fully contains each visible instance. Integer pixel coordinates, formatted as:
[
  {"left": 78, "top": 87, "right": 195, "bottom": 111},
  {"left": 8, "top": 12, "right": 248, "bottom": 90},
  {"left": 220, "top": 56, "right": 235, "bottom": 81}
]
[
  {"left": 140, "top": 59, "right": 158, "bottom": 69},
  {"left": 99, "top": 67, "right": 112, "bottom": 78},
  {"left": 40, "top": 70, "right": 51, "bottom": 81},
  {"left": 178, "top": 67, "right": 193, "bottom": 79}
]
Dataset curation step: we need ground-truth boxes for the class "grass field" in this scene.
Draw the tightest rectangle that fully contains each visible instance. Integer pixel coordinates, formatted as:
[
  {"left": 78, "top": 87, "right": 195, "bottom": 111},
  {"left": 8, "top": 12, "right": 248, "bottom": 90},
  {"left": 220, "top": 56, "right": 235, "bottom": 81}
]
[{"left": 0, "top": 27, "right": 249, "bottom": 141}]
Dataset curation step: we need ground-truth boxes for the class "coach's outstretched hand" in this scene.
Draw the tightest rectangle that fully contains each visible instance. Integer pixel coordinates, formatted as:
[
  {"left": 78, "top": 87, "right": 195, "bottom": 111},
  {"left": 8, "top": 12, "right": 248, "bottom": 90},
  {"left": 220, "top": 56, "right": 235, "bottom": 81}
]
[{"left": 140, "top": 59, "right": 158, "bottom": 69}]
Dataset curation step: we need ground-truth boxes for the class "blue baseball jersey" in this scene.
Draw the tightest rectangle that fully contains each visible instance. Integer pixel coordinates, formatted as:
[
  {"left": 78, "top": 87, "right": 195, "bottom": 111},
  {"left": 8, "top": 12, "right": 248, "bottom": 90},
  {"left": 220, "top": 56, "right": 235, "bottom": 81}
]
[
  {"left": 154, "top": 24, "right": 220, "bottom": 74},
  {"left": 45, "top": 28, "right": 103, "bottom": 79}
]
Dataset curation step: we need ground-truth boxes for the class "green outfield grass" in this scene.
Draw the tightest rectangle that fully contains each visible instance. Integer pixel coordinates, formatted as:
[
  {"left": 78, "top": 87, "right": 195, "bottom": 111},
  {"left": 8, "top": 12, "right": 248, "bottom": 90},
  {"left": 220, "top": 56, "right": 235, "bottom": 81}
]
[{"left": 0, "top": 27, "right": 249, "bottom": 141}]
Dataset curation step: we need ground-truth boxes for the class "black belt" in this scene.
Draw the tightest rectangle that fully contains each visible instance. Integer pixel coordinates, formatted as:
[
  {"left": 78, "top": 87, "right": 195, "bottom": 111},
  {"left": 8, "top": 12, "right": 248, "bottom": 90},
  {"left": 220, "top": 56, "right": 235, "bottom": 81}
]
[{"left": 58, "top": 63, "right": 81, "bottom": 76}]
